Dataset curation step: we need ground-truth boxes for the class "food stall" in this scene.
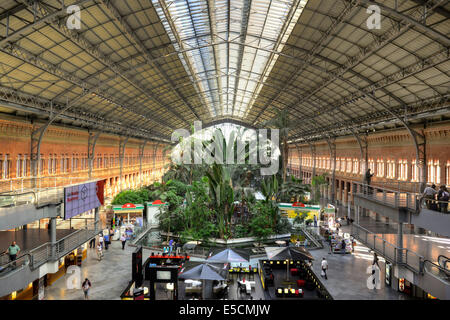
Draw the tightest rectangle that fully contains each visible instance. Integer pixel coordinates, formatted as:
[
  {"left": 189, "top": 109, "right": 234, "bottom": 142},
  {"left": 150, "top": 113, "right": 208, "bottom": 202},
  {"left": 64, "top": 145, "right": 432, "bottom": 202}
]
[
  {"left": 112, "top": 203, "right": 144, "bottom": 239},
  {"left": 145, "top": 200, "right": 168, "bottom": 228}
]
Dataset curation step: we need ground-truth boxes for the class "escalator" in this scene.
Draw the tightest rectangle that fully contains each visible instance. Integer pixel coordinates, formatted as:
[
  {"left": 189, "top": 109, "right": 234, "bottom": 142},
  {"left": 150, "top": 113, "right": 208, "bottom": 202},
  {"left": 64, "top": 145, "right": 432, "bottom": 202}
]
[{"left": 438, "top": 255, "right": 449, "bottom": 271}]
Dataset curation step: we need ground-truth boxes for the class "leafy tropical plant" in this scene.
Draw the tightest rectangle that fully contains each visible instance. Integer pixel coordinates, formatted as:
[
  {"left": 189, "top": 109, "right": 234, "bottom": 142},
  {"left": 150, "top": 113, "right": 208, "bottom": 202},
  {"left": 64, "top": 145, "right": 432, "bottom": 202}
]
[
  {"left": 111, "top": 189, "right": 150, "bottom": 205},
  {"left": 280, "top": 175, "right": 310, "bottom": 203}
]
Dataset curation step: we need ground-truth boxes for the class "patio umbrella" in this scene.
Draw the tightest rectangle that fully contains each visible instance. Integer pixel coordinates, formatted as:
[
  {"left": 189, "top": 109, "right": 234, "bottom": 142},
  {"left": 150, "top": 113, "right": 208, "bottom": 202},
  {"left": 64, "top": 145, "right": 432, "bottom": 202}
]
[
  {"left": 264, "top": 246, "right": 314, "bottom": 281},
  {"left": 182, "top": 240, "right": 201, "bottom": 251},
  {"left": 179, "top": 262, "right": 226, "bottom": 299},
  {"left": 178, "top": 262, "right": 226, "bottom": 281},
  {"left": 207, "top": 248, "right": 249, "bottom": 263}
]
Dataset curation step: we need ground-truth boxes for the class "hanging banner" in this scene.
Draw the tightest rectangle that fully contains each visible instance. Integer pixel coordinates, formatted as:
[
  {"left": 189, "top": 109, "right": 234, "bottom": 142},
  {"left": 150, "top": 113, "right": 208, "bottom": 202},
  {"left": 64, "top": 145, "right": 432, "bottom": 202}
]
[{"left": 64, "top": 180, "right": 105, "bottom": 220}]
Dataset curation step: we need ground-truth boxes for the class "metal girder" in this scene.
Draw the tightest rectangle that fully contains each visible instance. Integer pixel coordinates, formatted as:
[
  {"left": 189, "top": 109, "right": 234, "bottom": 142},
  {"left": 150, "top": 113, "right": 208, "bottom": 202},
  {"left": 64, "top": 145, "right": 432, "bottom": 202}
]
[
  {"left": 0, "top": 0, "right": 93, "bottom": 48},
  {"left": 97, "top": 0, "right": 196, "bottom": 124},
  {"left": 1, "top": 43, "right": 175, "bottom": 133},
  {"left": 139, "top": 141, "right": 147, "bottom": 187},
  {"left": 0, "top": 85, "right": 171, "bottom": 143},
  {"left": 150, "top": 0, "right": 207, "bottom": 119},
  {"left": 280, "top": 0, "right": 447, "bottom": 127},
  {"left": 119, "top": 136, "right": 129, "bottom": 191},
  {"left": 206, "top": 0, "right": 225, "bottom": 116},
  {"left": 357, "top": 0, "right": 450, "bottom": 46},
  {"left": 30, "top": 121, "right": 46, "bottom": 186},
  {"left": 88, "top": 131, "right": 101, "bottom": 179},
  {"left": 289, "top": 94, "right": 449, "bottom": 140},
  {"left": 251, "top": 0, "right": 360, "bottom": 124}
]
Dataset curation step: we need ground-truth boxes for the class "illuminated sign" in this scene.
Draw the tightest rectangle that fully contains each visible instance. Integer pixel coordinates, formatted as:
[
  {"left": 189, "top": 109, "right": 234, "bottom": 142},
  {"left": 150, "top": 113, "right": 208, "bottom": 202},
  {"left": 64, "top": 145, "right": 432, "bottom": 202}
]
[{"left": 64, "top": 181, "right": 105, "bottom": 220}]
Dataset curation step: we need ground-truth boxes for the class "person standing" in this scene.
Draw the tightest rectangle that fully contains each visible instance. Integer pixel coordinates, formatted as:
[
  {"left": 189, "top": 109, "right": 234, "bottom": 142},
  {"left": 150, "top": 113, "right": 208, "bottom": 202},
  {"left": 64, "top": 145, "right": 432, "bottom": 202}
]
[
  {"left": 5, "top": 241, "right": 20, "bottom": 266},
  {"left": 438, "top": 185, "right": 449, "bottom": 213},
  {"left": 120, "top": 234, "right": 126, "bottom": 250},
  {"left": 421, "top": 184, "right": 437, "bottom": 209},
  {"left": 169, "top": 238, "right": 174, "bottom": 254},
  {"left": 364, "top": 169, "right": 374, "bottom": 194},
  {"left": 89, "top": 237, "right": 96, "bottom": 249},
  {"left": 321, "top": 258, "right": 328, "bottom": 280},
  {"left": 82, "top": 278, "right": 92, "bottom": 300}
]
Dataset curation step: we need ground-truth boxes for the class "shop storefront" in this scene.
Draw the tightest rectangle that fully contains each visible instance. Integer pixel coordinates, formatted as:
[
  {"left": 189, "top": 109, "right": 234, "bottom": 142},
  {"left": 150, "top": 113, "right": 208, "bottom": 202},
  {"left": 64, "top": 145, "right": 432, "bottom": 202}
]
[{"left": 111, "top": 203, "right": 144, "bottom": 240}]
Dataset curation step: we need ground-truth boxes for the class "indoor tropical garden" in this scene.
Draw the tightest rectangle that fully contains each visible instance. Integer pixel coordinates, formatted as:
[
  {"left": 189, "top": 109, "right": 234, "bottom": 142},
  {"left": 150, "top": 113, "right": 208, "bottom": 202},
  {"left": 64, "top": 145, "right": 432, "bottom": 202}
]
[{"left": 111, "top": 116, "right": 326, "bottom": 247}]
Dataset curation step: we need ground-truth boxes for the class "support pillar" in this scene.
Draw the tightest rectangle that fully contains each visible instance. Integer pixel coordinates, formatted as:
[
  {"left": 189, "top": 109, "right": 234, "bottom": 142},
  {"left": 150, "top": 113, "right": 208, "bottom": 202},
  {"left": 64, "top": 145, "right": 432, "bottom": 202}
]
[
  {"left": 88, "top": 131, "right": 101, "bottom": 179},
  {"left": 326, "top": 139, "right": 336, "bottom": 205},
  {"left": 397, "top": 222, "right": 403, "bottom": 263},
  {"left": 138, "top": 141, "right": 147, "bottom": 188},
  {"left": 119, "top": 137, "right": 129, "bottom": 191},
  {"left": 94, "top": 207, "right": 99, "bottom": 233},
  {"left": 50, "top": 217, "right": 56, "bottom": 259},
  {"left": 296, "top": 144, "right": 302, "bottom": 180}
]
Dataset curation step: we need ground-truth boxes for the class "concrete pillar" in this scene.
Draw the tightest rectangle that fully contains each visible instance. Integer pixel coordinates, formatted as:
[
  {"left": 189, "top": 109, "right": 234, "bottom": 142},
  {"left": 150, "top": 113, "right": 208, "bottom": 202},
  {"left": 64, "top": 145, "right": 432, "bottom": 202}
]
[
  {"left": 356, "top": 206, "right": 360, "bottom": 225},
  {"left": 397, "top": 222, "right": 403, "bottom": 264},
  {"left": 50, "top": 217, "right": 56, "bottom": 259},
  {"left": 94, "top": 207, "right": 99, "bottom": 232}
]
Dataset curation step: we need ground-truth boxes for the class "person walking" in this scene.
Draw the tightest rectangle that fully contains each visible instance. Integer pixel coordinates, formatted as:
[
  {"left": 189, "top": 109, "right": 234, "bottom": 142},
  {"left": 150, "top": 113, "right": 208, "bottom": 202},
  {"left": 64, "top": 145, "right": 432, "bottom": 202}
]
[
  {"left": 96, "top": 243, "right": 103, "bottom": 261},
  {"left": 364, "top": 169, "right": 374, "bottom": 194},
  {"left": 321, "top": 258, "right": 328, "bottom": 280},
  {"left": 5, "top": 241, "right": 20, "bottom": 267},
  {"left": 89, "top": 237, "right": 96, "bottom": 249},
  {"left": 98, "top": 233, "right": 104, "bottom": 249},
  {"left": 82, "top": 278, "right": 92, "bottom": 300},
  {"left": 120, "top": 234, "right": 126, "bottom": 250},
  {"left": 103, "top": 232, "right": 109, "bottom": 250}
]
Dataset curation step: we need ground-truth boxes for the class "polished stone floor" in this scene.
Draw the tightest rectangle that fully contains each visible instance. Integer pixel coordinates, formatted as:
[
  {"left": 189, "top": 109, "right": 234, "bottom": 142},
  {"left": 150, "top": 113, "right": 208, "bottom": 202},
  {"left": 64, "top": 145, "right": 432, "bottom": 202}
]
[
  {"left": 45, "top": 240, "right": 134, "bottom": 300},
  {"left": 308, "top": 241, "right": 411, "bottom": 300}
]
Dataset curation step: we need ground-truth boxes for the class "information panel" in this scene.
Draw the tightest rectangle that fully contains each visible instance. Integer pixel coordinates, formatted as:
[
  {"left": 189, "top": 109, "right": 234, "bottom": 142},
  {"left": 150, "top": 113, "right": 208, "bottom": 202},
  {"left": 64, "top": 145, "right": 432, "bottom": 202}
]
[{"left": 64, "top": 180, "right": 105, "bottom": 220}]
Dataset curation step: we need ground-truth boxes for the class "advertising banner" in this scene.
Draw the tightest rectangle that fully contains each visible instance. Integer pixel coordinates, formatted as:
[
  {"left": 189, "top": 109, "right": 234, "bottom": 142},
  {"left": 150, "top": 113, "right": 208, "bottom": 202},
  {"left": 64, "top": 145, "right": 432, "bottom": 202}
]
[{"left": 64, "top": 180, "right": 105, "bottom": 220}]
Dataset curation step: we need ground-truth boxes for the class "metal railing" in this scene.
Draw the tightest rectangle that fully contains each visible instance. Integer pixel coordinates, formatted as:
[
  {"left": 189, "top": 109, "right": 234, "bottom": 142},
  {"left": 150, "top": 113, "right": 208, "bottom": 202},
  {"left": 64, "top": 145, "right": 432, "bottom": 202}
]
[
  {"left": 351, "top": 224, "right": 424, "bottom": 273},
  {"left": 0, "top": 226, "right": 96, "bottom": 277},
  {"left": 438, "top": 255, "right": 449, "bottom": 270},
  {"left": 0, "top": 254, "right": 31, "bottom": 279},
  {"left": 351, "top": 182, "right": 420, "bottom": 211},
  {"left": 320, "top": 180, "right": 449, "bottom": 214},
  {"left": 0, "top": 176, "right": 97, "bottom": 208},
  {"left": 423, "top": 260, "right": 450, "bottom": 284}
]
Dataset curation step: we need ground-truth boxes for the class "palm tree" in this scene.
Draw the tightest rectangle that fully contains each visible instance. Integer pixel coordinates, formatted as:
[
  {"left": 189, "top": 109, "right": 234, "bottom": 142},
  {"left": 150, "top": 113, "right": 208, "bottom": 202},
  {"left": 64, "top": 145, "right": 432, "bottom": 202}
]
[
  {"left": 262, "top": 108, "right": 293, "bottom": 183},
  {"left": 281, "top": 175, "right": 310, "bottom": 202},
  {"left": 205, "top": 163, "right": 235, "bottom": 239}
]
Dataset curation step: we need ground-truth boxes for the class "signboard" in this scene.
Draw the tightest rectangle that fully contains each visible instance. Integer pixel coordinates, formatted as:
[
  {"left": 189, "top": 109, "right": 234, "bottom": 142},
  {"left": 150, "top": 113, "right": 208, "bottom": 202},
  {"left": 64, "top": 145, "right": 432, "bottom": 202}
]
[
  {"left": 64, "top": 181, "right": 105, "bottom": 220},
  {"left": 385, "top": 262, "right": 392, "bottom": 286},
  {"left": 156, "top": 270, "right": 172, "bottom": 280}
]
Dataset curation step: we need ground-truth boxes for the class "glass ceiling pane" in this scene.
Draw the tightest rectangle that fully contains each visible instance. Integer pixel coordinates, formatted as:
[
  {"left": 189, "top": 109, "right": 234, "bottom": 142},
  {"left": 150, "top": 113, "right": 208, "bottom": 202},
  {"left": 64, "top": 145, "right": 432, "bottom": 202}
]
[{"left": 152, "top": 0, "right": 309, "bottom": 119}]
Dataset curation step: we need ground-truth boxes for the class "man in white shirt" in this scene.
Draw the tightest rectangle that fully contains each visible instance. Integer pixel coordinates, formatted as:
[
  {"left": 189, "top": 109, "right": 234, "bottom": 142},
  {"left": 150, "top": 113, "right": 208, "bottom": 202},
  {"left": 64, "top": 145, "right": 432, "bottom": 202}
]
[
  {"left": 321, "top": 258, "right": 328, "bottom": 280},
  {"left": 421, "top": 184, "right": 437, "bottom": 209},
  {"left": 98, "top": 233, "right": 104, "bottom": 249},
  {"left": 120, "top": 234, "right": 126, "bottom": 250}
]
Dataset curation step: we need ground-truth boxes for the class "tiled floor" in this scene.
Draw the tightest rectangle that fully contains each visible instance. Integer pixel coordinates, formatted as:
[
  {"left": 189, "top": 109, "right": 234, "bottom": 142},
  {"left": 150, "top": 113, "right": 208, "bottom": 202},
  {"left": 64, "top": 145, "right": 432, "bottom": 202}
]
[
  {"left": 45, "top": 240, "right": 134, "bottom": 300},
  {"left": 308, "top": 241, "right": 411, "bottom": 300},
  {"left": 43, "top": 233, "right": 416, "bottom": 300}
]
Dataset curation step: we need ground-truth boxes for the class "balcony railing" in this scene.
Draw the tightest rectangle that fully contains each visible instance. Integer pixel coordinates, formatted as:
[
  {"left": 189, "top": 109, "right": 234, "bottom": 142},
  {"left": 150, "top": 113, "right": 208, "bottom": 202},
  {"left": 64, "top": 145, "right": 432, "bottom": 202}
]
[
  {"left": 0, "top": 226, "right": 96, "bottom": 278},
  {"left": 351, "top": 224, "right": 424, "bottom": 274}
]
